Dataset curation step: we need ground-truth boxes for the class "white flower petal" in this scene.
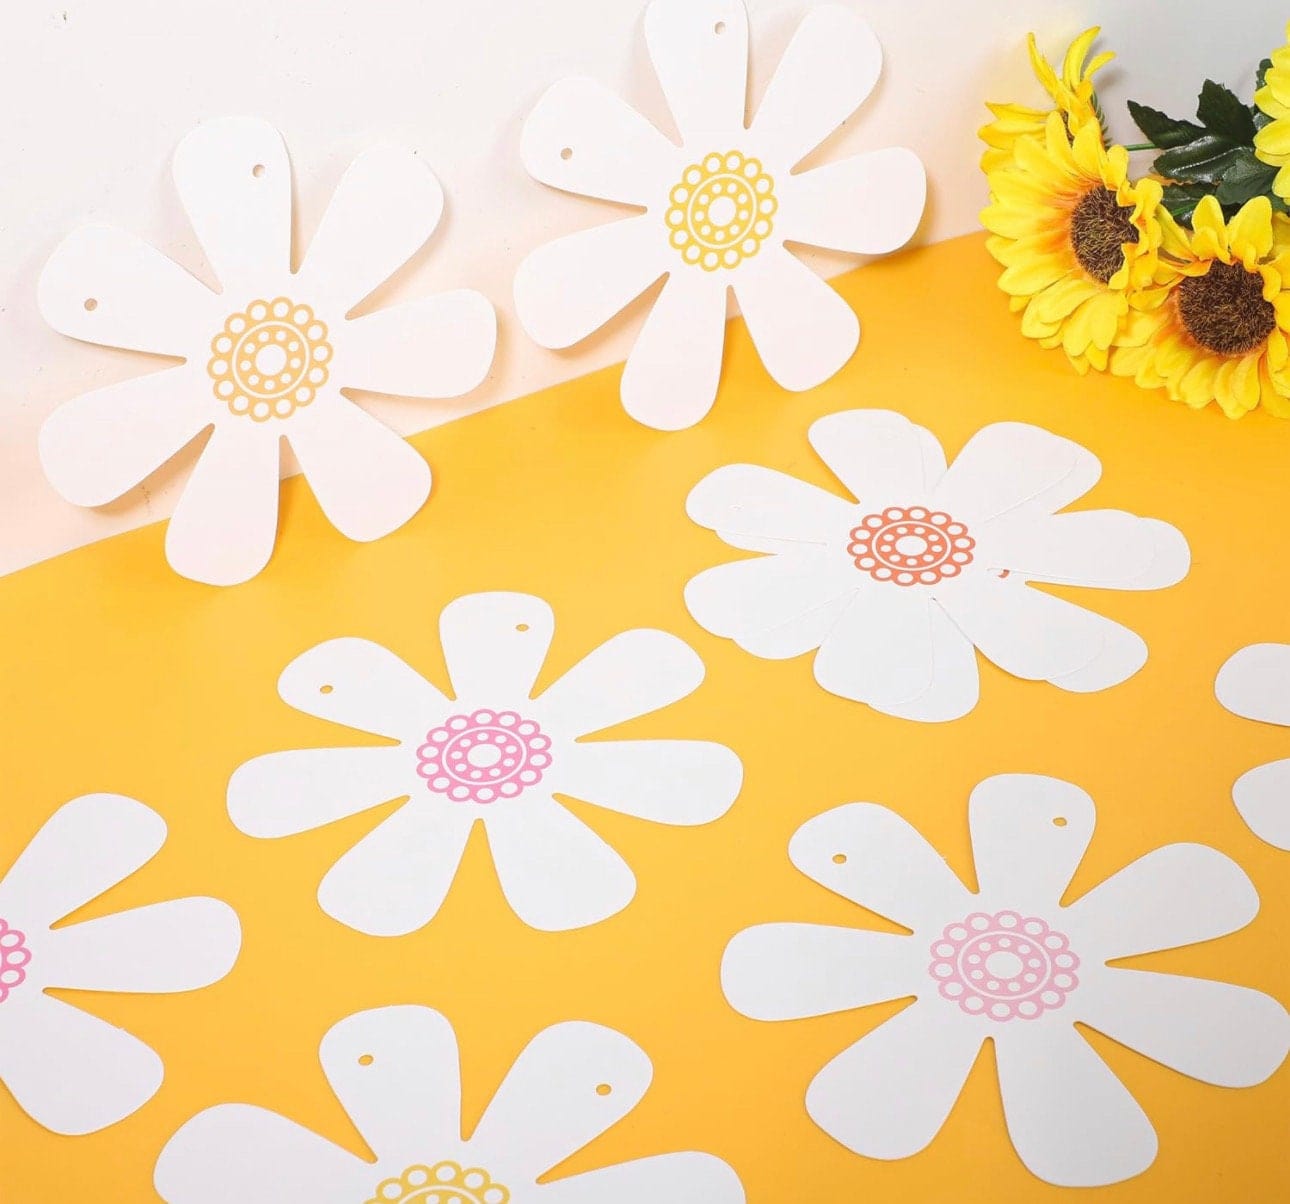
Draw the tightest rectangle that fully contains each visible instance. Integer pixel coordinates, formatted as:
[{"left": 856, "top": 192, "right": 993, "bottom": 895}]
[
  {"left": 779, "top": 148, "right": 925, "bottom": 254},
  {"left": 483, "top": 796, "right": 634, "bottom": 931},
  {"left": 536, "top": 1153, "right": 745, "bottom": 1204},
  {"left": 154, "top": 1103, "right": 370, "bottom": 1204},
  {"left": 937, "top": 573, "right": 1129, "bottom": 684},
  {"left": 0, "top": 794, "right": 164, "bottom": 929},
  {"left": 813, "top": 588, "right": 937, "bottom": 708},
  {"left": 1216, "top": 643, "right": 1290, "bottom": 725},
  {"left": 470, "top": 1021, "right": 651, "bottom": 1182},
  {"left": 1234, "top": 758, "right": 1290, "bottom": 850},
  {"left": 737, "top": 592, "right": 853, "bottom": 661},
  {"left": 684, "top": 547, "right": 853, "bottom": 643},
  {"left": 749, "top": 5, "right": 880, "bottom": 167},
  {"left": 227, "top": 746, "right": 418, "bottom": 838},
  {"left": 0, "top": 992, "right": 161, "bottom": 1135},
  {"left": 341, "top": 291, "right": 496, "bottom": 398},
  {"left": 931, "top": 422, "right": 1101, "bottom": 525},
  {"left": 287, "top": 395, "right": 430, "bottom": 543},
  {"left": 686, "top": 463, "right": 856, "bottom": 550},
  {"left": 318, "top": 801, "right": 474, "bottom": 937},
  {"left": 733, "top": 246, "right": 858, "bottom": 392},
  {"left": 984, "top": 512, "right": 1190, "bottom": 590},
  {"left": 39, "top": 898, "right": 240, "bottom": 993},
  {"left": 721, "top": 923, "right": 920, "bottom": 1020},
  {"left": 172, "top": 117, "right": 291, "bottom": 295},
  {"left": 533, "top": 629, "right": 702, "bottom": 738},
  {"left": 319, "top": 1006, "right": 462, "bottom": 1163},
  {"left": 968, "top": 775, "right": 1094, "bottom": 908},
  {"left": 644, "top": 0, "right": 748, "bottom": 142},
  {"left": 514, "top": 215, "right": 665, "bottom": 349},
  {"left": 1080, "top": 969, "right": 1290, "bottom": 1088},
  {"left": 621, "top": 271, "right": 728, "bottom": 431},
  {"left": 298, "top": 145, "right": 443, "bottom": 314},
  {"left": 38, "top": 225, "right": 220, "bottom": 354},
  {"left": 807, "top": 409, "right": 945, "bottom": 508},
  {"left": 39, "top": 367, "right": 209, "bottom": 507},
  {"left": 439, "top": 592, "right": 556, "bottom": 704},
  {"left": 277, "top": 637, "right": 450, "bottom": 742},
  {"left": 1067, "top": 844, "right": 1257, "bottom": 961},
  {"left": 1045, "top": 622, "right": 1147, "bottom": 694},
  {"left": 165, "top": 423, "right": 281, "bottom": 587},
  {"left": 787, "top": 803, "right": 972, "bottom": 930},
  {"left": 804, "top": 1001, "right": 982, "bottom": 1159},
  {"left": 876, "top": 603, "right": 980, "bottom": 723},
  {"left": 553, "top": 739, "right": 741, "bottom": 824},
  {"left": 521, "top": 77, "right": 679, "bottom": 206},
  {"left": 994, "top": 1022, "right": 1156, "bottom": 1187}
]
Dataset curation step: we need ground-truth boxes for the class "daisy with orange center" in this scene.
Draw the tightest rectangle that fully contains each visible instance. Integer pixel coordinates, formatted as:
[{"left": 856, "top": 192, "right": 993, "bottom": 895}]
[
  {"left": 1111, "top": 196, "right": 1290, "bottom": 418},
  {"left": 982, "top": 112, "right": 1164, "bottom": 374}
]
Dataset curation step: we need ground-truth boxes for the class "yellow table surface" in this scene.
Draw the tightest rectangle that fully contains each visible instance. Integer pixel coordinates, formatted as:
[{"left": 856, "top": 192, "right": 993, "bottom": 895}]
[{"left": 4, "top": 231, "right": 1290, "bottom": 1201}]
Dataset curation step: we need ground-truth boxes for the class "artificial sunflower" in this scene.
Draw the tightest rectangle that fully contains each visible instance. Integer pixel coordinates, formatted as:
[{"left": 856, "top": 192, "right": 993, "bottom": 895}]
[
  {"left": 979, "top": 27, "right": 1111, "bottom": 173},
  {"left": 1111, "top": 196, "right": 1290, "bottom": 418},
  {"left": 982, "top": 112, "right": 1165, "bottom": 373},
  {"left": 1255, "top": 21, "right": 1290, "bottom": 200}
]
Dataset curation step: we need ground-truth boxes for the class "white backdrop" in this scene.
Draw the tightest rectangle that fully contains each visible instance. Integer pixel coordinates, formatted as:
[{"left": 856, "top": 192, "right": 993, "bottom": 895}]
[{"left": 1, "top": 0, "right": 1282, "bottom": 574}]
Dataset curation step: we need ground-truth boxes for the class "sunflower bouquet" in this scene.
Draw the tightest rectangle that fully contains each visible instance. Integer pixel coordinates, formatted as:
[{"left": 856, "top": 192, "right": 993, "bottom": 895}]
[{"left": 981, "top": 25, "right": 1290, "bottom": 419}]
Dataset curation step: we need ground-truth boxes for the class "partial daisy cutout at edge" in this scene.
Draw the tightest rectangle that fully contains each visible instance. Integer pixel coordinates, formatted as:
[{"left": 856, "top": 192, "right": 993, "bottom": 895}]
[
  {"left": 720, "top": 774, "right": 1290, "bottom": 1187},
  {"left": 1217, "top": 642, "right": 1290, "bottom": 849}
]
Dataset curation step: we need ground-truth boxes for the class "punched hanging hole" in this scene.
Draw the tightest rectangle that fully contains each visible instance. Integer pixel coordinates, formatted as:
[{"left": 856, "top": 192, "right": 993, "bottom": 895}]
[
  {"left": 252, "top": 163, "right": 266, "bottom": 178},
  {"left": 357, "top": 1054, "right": 374, "bottom": 1066},
  {"left": 714, "top": 20, "right": 727, "bottom": 33},
  {"left": 319, "top": 684, "right": 335, "bottom": 695},
  {"left": 1052, "top": 816, "right": 1067, "bottom": 828},
  {"left": 560, "top": 147, "right": 573, "bottom": 161},
  {"left": 595, "top": 1083, "right": 612, "bottom": 1096},
  {"left": 516, "top": 623, "right": 530, "bottom": 633},
  {"left": 832, "top": 853, "right": 848, "bottom": 865},
  {"left": 83, "top": 298, "right": 98, "bottom": 312}
]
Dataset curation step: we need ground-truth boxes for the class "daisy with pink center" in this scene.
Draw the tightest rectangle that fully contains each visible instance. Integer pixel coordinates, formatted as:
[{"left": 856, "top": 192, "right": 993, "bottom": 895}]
[
  {"left": 721, "top": 775, "right": 1290, "bottom": 1187},
  {"left": 228, "top": 592, "right": 742, "bottom": 934}
]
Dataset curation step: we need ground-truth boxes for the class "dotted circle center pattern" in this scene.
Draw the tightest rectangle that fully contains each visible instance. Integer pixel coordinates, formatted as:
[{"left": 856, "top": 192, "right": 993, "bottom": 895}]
[
  {"left": 416, "top": 710, "right": 553, "bottom": 804},
  {"left": 0, "top": 918, "right": 31, "bottom": 1004},
  {"left": 366, "top": 1161, "right": 509, "bottom": 1204},
  {"left": 666, "top": 150, "right": 776, "bottom": 271},
  {"left": 848, "top": 506, "right": 976, "bottom": 586},
  {"left": 929, "top": 910, "right": 1080, "bottom": 1022},
  {"left": 208, "top": 296, "right": 333, "bottom": 422}
]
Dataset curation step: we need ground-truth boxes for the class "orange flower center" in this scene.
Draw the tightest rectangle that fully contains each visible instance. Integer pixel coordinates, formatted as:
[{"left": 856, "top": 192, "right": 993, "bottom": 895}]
[
  {"left": 1069, "top": 187, "right": 1138, "bottom": 283},
  {"left": 1176, "top": 260, "right": 1277, "bottom": 356}
]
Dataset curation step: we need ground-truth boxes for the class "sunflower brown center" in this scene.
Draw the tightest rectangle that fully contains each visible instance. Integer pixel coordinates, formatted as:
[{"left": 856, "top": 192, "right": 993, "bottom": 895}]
[
  {"left": 1176, "top": 260, "right": 1277, "bottom": 355},
  {"left": 1069, "top": 187, "right": 1139, "bottom": 282}
]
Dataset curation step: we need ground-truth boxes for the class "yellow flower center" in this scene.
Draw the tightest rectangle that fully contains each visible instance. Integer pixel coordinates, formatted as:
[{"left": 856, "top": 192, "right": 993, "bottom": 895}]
[
  {"left": 665, "top": 151, "right": 776, "bottom": 271},
  {"left": 1069, "top": 186, "right": 1138, "bottom": 283},
  {"left": 1176, "top": 260, "right": 1277, "bottom": 355},
  {"left": 207, "top": 297, "right": 332, "bottom": 422},
  {"left": 366, "top": 1161, "right": 509, "bottom": 1204}
]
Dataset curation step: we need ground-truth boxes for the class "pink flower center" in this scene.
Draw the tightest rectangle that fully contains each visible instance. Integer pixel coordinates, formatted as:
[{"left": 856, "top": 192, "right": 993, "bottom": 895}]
[
  {"left": 0, "top": 918, "right": 31, "bottom": 1003},
  {"left": 416, "top": 710, "right": 552, "bottom": 804},
  {"left": 929, "top": 910, "right": 1079, "bottom": 1022},
  {"left": 848, "top": 506, "right": 974, "bottom": 587}
]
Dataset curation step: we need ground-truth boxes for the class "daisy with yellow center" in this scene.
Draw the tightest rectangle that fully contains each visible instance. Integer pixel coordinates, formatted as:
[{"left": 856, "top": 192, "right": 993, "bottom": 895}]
[
  {"left": 1112, "top": 196, "right": 1290, "bottom": 418},
  {"left": 1255, "top": 21, "right": 1290, "bottom": 200},
  {"left": 980, "top": 27, "right": 1111, "bottom": 174},
  {"left": 982, "top": 112, "right": 1164, "bottom": 373}
]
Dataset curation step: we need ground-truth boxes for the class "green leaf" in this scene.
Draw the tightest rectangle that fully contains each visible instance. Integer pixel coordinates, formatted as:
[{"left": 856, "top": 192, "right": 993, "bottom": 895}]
[
  {"left": 1215, "top": 147, "right": 1279, "bottom": 204},
  {"left": 1257, "top": 56, "right": 1274, "bottom": 92},
  {"left": 1196, "top": 78, "right": 1257, "bottom": 142},
  {"left": 1161, "top": 182, "right": 1215, "bottom": 225},
  {"left": 1255, "top": 58, "right": 1274, "bottom": 130},
  {"left": 1127, "top": 99, "right": 1203, "bottom": 148},
  {"left": 1154, "top": 134, "right": 1245, "bottom": 184}
]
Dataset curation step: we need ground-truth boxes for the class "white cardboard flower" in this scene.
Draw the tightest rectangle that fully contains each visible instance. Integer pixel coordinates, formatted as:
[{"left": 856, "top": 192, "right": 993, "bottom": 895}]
[
  {"left": 721, "top": 776, "right": 1290, "bottom": 1187},
  {"left": 227, "top": 592, "right": 742, "bottom": 934},
  {"left": 514, "top": 0, "right": 925, "bottom": 430},
  {"left": 1216, "top": 643, "right": 1290, "bottom": 848},
  {"left": 39, "top": 116, "right": 497, "bottom": 586},
  {"left": 155, "top": 1005, "right": 745, "bottom": 1204},
  {"left": 0, "top": 794, "right": 241, "bottom": 1135},
  {"left": 685, "top": 410, "right": 1190, "bottom": 721}
]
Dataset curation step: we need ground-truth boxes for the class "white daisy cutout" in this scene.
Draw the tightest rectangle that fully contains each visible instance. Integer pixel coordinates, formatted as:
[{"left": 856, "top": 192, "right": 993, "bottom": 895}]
[
  {"left": 0, "top": 794, "right": 241, "bottom": 1135},
  {"left": 1216, "top": 643, "right": 1290, "bottom": 848},
  {"left": 227, "top": 592, "right": 742, "bottom": 934},
  {"left": 685, "top": 410, "right": 1190, "bottom": 721},
  {"left": 721, "top": 775, "right": 1290, "bottom": 1187},
  {"left": 514, "top": 0, "right": 925, "bottom": 430},
  {"left": 155, "top": 1005, "right": 745, "bottom": 1203},
  {"left": 39, "top": 116, "right": 497, "bottom": 586}
]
